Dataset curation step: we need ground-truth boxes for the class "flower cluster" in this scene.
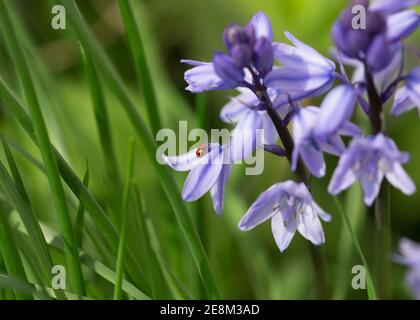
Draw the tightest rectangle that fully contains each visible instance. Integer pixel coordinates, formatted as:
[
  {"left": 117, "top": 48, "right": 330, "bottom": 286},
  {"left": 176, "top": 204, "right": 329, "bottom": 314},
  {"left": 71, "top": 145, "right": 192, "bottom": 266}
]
[{"left": 164, "top": 1, "right": 420, "bottom": 253}]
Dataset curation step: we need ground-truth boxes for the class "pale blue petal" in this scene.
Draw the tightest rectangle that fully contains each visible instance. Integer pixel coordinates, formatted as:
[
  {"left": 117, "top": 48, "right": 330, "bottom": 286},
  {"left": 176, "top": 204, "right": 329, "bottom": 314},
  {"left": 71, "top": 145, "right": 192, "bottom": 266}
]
[
  {"left": 315, "top": 85, "right": 356, "bottom": 138},
  {"left": 239, "top": 183, "right": 284, "bottom": 230},
  {"left": 230, "top": 111, "right": 263, "bottom": 162},
  {"left": 164, "top": 143, "right": 219, "bottom": 171},
  {"left": 182, "top": 60, "right": 231, "bottom": 92},
  {"left": 296, "top": 207, "right": 325, "bottom": 246},
  {"left": 249, "top": 12, "right": 273, "bottom": 41},
  {"left": 300, "top": 145, "right": 326, "bottom": 178},
  {"left": 271, "top": 212, "right": 296, "bottom": 252},
  {"left": 387, "top": 10, "right": 420, "bottom": 42},
  {"left": 391, "top": 87, "right": 417, "bottom": 115},
  {"left": 265, "top": 68, "right": 333, "bottom": 94},
  {"left": 385, "top": 162, "right": 416, "bottom": 195},
  {"left": 210, "top": 164, "right": 232, "bottom": 215},
  {"left": 360, "top": 170, "right": 384, "bottom": 206},
  {"left": 328, "top": 150, "right": 358, "bottom": 195},
  {"left": 182, "top": 147, "right": 224, "bottom": 201},
  {"left": 220, "top": 89, "right": 257, "bottom": 123}
]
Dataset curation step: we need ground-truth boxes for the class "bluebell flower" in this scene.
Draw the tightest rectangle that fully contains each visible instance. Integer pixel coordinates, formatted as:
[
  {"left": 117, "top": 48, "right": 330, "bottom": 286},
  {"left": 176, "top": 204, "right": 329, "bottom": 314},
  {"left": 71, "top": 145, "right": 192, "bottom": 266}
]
[
  {"left": 370, "top": 0, "right": 420, "bottom": 14},
  {"left": 391, "top": 67, "right": 420, "bottom": 115},
  {"left": 328, "top": 133, "right": 416, "bottom": 205},
  {"left": 394, "top": 238, "right": 420, "bottom": 299},
  {"left": 265, "top": 32, "right": 336, "bottom": 100},
  {"left": 239, "top": 180, "right": 331, "bottom": 252},
  {"left": 181, "top": 12, "right": 275, "bottom": 93},
  {"left": 332, "top": 1, "right": 419, "bottom": 73},
  {"left": 164, "top": 143, "right": 231, "bottom": 215},
  {"left": 220, "top": 87, "right": 290, "bottom": 146},
  {"left": 292, "top": 104, "right": 361, "bottom": 178}
]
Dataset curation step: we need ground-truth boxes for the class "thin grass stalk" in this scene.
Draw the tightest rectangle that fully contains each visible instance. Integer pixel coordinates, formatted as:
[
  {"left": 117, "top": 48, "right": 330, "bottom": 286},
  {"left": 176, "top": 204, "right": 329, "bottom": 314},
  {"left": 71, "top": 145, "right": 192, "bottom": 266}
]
[
  {"left": 114, "top": 139, "right": 135, "bottom": 300},
  {"left": 58, "top": 0, "right": 221, "bottom": 298},
  {"left": 118, "top": 0, "right": 162, "bottom": 134},
  {"left": 0, "top": 200, "right": 32, "bottom": 300},
  {"left": 81, "top": 45, "right": 121, "bottom": 188},
  {"left": 333, "top": 196, "right": 377, "bottom": 299},
  {"left": 0, "top": 2, "right": 85, "bottom": 295},
  {"left": 0, "top": 78, "right": 122, "bottom": 280}
]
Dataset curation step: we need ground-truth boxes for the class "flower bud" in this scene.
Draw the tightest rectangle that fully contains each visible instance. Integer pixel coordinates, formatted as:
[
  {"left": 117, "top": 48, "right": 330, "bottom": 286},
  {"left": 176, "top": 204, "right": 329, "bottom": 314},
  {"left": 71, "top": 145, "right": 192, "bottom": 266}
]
[
  {"left": 213, "top": 52, "right": 245, "bottom": 85},
  {"left": 223, "top": 24, "right": 247, "bottom": 49},
  {"left": 366, "top": 35, "right": 393, "bottom": 72},
  {"left": 253, "top": 37, "right": 273, "bottom": 77},
  {"left": 230, "top": 43, "right": 253, "bottom": 67}
]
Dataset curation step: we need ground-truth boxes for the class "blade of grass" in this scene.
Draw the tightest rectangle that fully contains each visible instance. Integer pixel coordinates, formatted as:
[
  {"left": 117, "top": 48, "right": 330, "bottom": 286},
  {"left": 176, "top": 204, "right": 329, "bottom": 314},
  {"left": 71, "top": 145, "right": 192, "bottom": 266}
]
[
  {"left": 0, "top": 78, "right": 149, "bottom": 292},
  {"left": 0, "top": 157, "right": 66, "bottom": 298},
  {"left": 114, "top": 139, "right": 135, "bottom": 300},
  {"left": 57, "top": 0, "right": 221, "bottom": 298},
  {"left": 333, "top": 196, "right": 377, "bottom": 300},
  {"left": 0, "top": 199, "right": 32, "bottom": 299},
  {"left": 132, "top": 186, "right": 173, "bottom": 299},
  {"left": 81, "top": 44, "right": 120, "bottom": 187},
  {"left": 0, "top": 1, "right": 85, "bottom": 295},
  {"left": 118, "top": 0, "right": 161, "bottom": 134},
  {"left": 333, "top": 185, "right": 366, "bottom": 299},
  {"left": 75, "top": 166, "right": 89, "bottom": 247}
]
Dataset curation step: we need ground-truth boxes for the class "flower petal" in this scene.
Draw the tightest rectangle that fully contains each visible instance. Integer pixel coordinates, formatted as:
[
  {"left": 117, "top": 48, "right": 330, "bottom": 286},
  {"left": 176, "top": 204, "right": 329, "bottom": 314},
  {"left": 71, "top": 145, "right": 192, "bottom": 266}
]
[
  {"left": 391, "top": 87, "right": 417, "bottom": 115},
  {"left": 239, "top": 183, "right": 284, "bottom": 230},
  {"left": 230, "top": 111, "right": 263, "bottom": 162},
  {"left": 360, "top": 170, "right": 384, "bottom": 206},
  {"left": 164, "top": 143, "right": 219, "bottom": 171},
  {"left": 296, "top": 207, "right": 326, "bottom": 246},
  {"left": 328, "top": 148, "right": 358, "bottom": 195},
  {"left": 387, "top": 10, "right": 420, "bottom": 42},
  {"left": 271, "top": 212, "right": 296, "bottom": 252},
  {"left": 210, "top": 164, "right": 232, "bottom": 215},
  {"left": 182, "top": 60, "right": 230, "bottom": 92},
  {"left": 315, "top": 85, "right": 356, "bottom": 138},
  {"left": 249, "top": 12, "right": 273, "bottom": 41},
  {"left": 182, "top": 147, "right": 224, "bottom": 201},
  {"left": 220, "top": 89, "right": 256, "bottom": 123},
  {"left": 385, "top": 162, "right": 416, "bottom": 195}
]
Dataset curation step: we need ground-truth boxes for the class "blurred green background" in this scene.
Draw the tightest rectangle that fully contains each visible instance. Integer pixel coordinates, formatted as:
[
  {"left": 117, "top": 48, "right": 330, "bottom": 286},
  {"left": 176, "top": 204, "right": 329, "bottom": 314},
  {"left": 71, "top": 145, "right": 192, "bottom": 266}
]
[{"left": 0, "top": 0, "right": 419, "bottom": 299}]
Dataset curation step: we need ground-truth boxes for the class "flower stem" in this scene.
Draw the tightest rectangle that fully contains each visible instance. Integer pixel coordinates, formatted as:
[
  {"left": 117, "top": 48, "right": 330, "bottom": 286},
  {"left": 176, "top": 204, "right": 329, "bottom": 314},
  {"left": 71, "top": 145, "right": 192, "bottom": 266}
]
[
  {"left": 264, "top": 92, "right": 329, "bottom": 299},
  {"left": 365, "top": 67, "right": 391, "bottom": 299}
]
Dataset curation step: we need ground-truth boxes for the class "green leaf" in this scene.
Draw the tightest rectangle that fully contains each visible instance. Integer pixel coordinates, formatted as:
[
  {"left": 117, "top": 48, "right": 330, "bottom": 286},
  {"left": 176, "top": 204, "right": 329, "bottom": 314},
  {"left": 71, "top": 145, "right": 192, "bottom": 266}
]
[
  {"left": 333, "top": 196, "right": 377, "bottom": 300},
  {"left": 57, "top": 0, "right": 221, "bottom": 298},
  {"left": 0, "top": 199, "right": 31, "bottom": 299},
  {"left": 118, "top": 0, "right": 162, "bottom": 134},
  {"left": 0, "top": 1, "right": 85, "bottom": 295},
  {"left": 113, "top": 139, "right": 135, "bottom": 300}
]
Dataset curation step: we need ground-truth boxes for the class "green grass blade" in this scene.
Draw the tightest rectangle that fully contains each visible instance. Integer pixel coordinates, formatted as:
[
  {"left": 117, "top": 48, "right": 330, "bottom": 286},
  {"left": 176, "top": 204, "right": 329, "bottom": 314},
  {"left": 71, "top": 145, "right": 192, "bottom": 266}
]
[
  {"left": 0, "top": 77, "right": 137, "bottom": 282},
  {"left": 114, "top": 139, "right": 135, "bottom": 300},
  {"left": 81, "top": 45, "right": 121, "bottom": 187},
  {"left": 333, "top": 196, "right": 377, "bottom": 300},
  {"left": 0, "top": 1, "right": 84, "bottom": 295},
  {"left": 333, "top": 185, "right": 366, "bottom": 299},
  {"left": 118, "top": 0, "right": 162, "bottom": 134},
  {"left": 0, "top": 199, "right": 31, "bottom": 299},
  {"left": 58, "top": 0, "right": 221, "bottom": 298},
  {"left": 75, "top": 167, "right": 89, "bottom": 247},
  {"left": 46, "top": 233, "right": 150, "bottom": 300}
]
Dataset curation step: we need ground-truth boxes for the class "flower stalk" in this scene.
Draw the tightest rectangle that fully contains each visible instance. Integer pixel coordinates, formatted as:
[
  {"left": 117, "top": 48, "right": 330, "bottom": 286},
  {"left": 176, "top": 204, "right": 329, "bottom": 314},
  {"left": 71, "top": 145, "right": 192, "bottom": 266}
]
[
  {"left": 255, "top": 72, "right": 329, "bottom": 299},
  {"left": 365, "top": 66, "right": 391, "bottom": 299}
]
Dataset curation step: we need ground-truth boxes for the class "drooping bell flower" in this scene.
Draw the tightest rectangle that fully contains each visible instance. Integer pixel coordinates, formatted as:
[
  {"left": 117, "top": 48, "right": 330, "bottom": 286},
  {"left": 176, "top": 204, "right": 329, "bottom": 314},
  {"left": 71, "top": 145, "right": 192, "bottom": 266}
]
[
  {"left": 239, "top": 180, "right": 331, "bottom": 252},
  {"left": 391, "top": 67, "right": 420, "bottom": 116},
  {"left": 328, "top": 134, "right": 416, "bottom": 206},
  {"left": 163, "top": 143, "right": 231, "bottom": 215}
]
